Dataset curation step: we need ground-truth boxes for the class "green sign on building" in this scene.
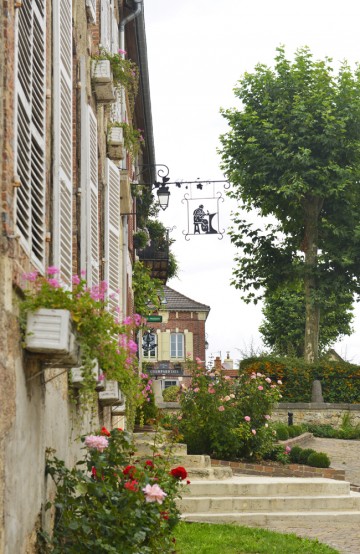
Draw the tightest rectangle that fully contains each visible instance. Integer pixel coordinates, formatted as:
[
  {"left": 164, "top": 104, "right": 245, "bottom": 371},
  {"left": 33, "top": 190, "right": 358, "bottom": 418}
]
[{"left": 146, "top": 315, "right": 162, "bottom": 323}]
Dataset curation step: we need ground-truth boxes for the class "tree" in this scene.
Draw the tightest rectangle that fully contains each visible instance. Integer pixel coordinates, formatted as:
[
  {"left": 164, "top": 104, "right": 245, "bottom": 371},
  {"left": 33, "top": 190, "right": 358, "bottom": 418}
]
[
  {"left": 259, "top": 284, "right": 354, "bottom": 357},
  {"left": 220, "top": 46, "right": 360, "bottom": 361}
]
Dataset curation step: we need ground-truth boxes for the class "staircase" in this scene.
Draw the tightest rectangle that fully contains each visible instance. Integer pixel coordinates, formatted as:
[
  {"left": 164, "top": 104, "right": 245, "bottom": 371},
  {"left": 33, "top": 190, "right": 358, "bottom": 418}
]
[{"left": 134, "top": 432, "right": 360, "bottom": 528}]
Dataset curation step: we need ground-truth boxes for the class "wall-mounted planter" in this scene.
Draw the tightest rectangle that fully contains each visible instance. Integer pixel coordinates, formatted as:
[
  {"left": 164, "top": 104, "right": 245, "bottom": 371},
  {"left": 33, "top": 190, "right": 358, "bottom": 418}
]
[
  {"left": 107, "top": 127, "right": 124, "bottom": 160},
  {"left": 111, "top": 390, "right": 126, "bottom": 415},
  {"left": 98, "top": 380, "right": 120, "bottom": 406},
  {"left": 25, "top": 309, "right": 79, "bottom": 366},
  {"left": 91, "top": 60, "right": 115, "bottom": 103},
  {"left": 70, "top": 360, "right": 98, "bottom": 388}
]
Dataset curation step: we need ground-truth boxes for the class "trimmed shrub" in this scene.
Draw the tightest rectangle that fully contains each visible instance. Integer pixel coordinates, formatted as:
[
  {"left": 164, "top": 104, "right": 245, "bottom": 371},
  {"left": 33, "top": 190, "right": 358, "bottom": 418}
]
[
  {"left": 307, "top": 452, "right": 331, "bottom": 468},
  {"left": 298, "top": 448, "right": 316, "bottom": 464},
  {"left": 163, "top": 385, "right": 180, "bottom": 402},
  {"left": 273, "top": 424, "right": 289, "bottom": 441},
  {"left": 287, "top": 425, "right": 304, "bottom": 438},
  {"left": 288, "top": 445, "right": 303, "bottom": 464}
]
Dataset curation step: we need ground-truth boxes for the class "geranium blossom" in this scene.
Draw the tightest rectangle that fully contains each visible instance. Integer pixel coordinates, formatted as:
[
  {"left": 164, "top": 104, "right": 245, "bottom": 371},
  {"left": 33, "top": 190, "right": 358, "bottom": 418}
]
[
  {"left": 47, "top": 278, "right": 61, "bottom": 288},
  {"left": 47, "top": 266, "right": 60, "bottom": 275},
  {"left": 23, "top": 271, "right": 39, "bottom": 282},
  {"left": 72, "top": 274, "right": 81, "bottom": 285},
  {"left": 84, "top": 435, "right": 109, "bottom": 452},
  {"left": 143, "top": 483, "right": 167, "bottom": 504}
]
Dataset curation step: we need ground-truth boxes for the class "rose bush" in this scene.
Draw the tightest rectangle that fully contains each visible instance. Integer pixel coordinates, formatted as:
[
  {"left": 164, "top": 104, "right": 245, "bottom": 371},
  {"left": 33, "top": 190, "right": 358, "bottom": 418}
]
[
  {"left": 176, "top": 363, "right": 282, "bottom": 460},
  {"left": 39, "top": 427, "right": 186, "bottom": 553}
]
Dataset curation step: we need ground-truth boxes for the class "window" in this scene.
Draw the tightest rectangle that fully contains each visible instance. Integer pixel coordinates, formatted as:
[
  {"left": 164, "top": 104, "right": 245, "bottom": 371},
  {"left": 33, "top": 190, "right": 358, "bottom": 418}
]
[
  {"left": 164, "top": 380, "right": 177, "bottom": 389},
  {"left": 15, "top": 0, "right": 46, "bottom": 268},
  {"left": 142, "top": 332, "right": 156, "bottom": 358},
  {"left": 170, "top": 333, "right": 184, "bottom": 358},
  {"left": 104, "top": 158, "right": 121, "bottom": 313}
]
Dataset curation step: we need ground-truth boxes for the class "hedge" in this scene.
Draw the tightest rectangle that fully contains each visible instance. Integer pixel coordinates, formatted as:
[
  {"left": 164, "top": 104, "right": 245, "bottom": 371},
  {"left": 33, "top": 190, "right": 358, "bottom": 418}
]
[{"left": 240, "top": 356, "right": 360, "bottom": 403}]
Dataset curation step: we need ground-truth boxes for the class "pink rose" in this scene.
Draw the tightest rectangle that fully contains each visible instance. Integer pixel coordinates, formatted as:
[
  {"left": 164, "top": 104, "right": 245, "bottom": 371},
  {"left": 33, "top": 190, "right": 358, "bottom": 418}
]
[
  {"left": 218, "top": 406, "right": 225, "bottom": 412},
  {"left": 143, "top": 484, "right": 167, "bottom": 504},
  {"left": 84, "top": 435, "right": 109, "bottom": 452},
  {"left": 244, "top": 416, "right": 251, "bottom": 422},
  {"left": 251, "top": 429, "right": 256, "bottom": 435},
  {"left": 258, "top": 386, "right": 263, "bottom": 391}
]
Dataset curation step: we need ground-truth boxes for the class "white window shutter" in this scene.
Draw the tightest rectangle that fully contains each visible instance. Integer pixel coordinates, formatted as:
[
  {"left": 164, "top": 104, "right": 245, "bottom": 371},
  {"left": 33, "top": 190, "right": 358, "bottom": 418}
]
[
  {"left": 15, "top": 0, "right": 46, "bottom": 269},
  {"left": 100, "top": 0, "right": 111, "bottom": 52},
  {"left": 80, "top": 56, "right": 99, "bottom": 287},
  {"left": 111, "top": 2, "right": 119, "bottom": 55},
  {"left": 110, "top": 88, "right": 122, "bottom": 123},
  {"left": 52, "top": 0, "right": 73, "bottom": 286},
  {"left": 88, "top": 107, "right": 100, "bottom": 286},
  {"left": 104, "top": 158, "right": 121, "bottom": 313}
]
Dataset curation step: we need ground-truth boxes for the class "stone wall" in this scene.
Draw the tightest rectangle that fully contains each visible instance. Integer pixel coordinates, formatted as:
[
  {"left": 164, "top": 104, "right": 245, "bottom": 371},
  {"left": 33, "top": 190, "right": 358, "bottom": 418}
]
[{"left": 273, "top": 403, "right": 360, "bottom": 428}]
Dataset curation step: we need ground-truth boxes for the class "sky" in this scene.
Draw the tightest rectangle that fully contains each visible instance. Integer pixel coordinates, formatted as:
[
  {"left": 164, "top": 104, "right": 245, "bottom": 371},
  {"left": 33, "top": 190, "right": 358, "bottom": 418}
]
[{"left": 143, "top": 0, "right": 360, "bottom": 366}]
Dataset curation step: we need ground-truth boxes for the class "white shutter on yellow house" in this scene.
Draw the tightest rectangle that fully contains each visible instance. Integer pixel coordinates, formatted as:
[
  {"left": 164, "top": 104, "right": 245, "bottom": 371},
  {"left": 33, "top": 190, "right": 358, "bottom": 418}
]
[
  {"left": 53, "top": 0, "right": 73, "bottom": 286},
  {"left": 15, "top": 0, "right": 46, "bottom": 269},
  {"left": 104, "top": 158, "right": 121, "bottom": 312}
]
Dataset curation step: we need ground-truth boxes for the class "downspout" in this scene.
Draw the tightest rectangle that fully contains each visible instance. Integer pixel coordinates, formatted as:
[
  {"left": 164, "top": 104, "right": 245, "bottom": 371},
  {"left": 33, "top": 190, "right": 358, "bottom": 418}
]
[{"left": 118, "top": 1, "right": 142, "bottom": 315}]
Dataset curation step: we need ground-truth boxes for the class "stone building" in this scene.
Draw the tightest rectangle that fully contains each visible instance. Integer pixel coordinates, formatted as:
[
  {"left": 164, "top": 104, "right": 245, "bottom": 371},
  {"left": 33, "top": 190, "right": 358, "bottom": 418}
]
[
  {"left": 0, "top": 1, "right": 156, "bottom": 551},
  {"left": 140, "top": 285, "right": 211, "bottom": 390}
]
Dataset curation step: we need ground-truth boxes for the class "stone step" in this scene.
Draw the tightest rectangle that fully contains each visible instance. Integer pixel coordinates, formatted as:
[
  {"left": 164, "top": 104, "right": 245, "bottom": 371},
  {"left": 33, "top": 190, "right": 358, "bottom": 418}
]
[
  {"left": 174, "top": 455, "right": 212, "bottom": 468},
  {"left": 183, "top": 477, "right": 350, "bottom": 497},
  {"left": 133, "top": 435, "right": 188, "bottom": 457},
  {"left": 180, "top": 510, "right": 360, "bottom": 527},
  {"left": 187, "top": 467, "right": 233, "bottom": 480},
  {"left": 179, "top": 493, "right": 360, "bottom": 513}
]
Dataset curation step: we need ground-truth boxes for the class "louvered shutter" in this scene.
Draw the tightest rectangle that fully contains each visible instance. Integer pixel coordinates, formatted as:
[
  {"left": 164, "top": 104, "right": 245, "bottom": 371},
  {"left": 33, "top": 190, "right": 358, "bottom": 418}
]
[
  {"left": 88, "top": 108, "right": 100, "bottom": 286},
  {"left": 104, "top": 158, "right": 121, "bottom": 312},
  {"left": 80, "top": 57, "right": 99, "bottom": 287},
  {"left": 53, "top": 0, "right": 73, "bottom": 286},
  {"left": 15, "top": 0, "right": 46, "bottom": 269},
  {"left": 110, "top": 88, "right": 122, "bottom": 123},
  {"left": 100, "top": 0, "right": 111, "bottom": 52},
  {"left": 111, "top": 2, "right": 119, "bottom": 54}
]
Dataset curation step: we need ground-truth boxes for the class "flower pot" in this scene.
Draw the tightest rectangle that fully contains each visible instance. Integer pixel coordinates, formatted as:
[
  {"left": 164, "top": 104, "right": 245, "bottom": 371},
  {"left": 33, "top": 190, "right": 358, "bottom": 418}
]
[
  {"left": 91, "top": 60, "right": 115, "bottom": 103},
  {"left": 107, "top": 127, "right": 124, "bottom": 160},
  {"left": 98, "top": 380, "right": 120, "bottom": 405},
  {"left": 25, "top": 309, "right": 79, "bottom": 365},
  {"left": 70, "top": 360, "right": 100, "bottom": 389}
]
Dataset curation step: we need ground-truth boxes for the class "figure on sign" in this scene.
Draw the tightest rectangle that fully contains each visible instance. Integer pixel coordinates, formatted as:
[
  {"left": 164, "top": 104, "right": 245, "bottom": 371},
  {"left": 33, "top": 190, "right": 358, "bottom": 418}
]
[{"left": 193, "top": 205, "right": 218, "bottom": 234}]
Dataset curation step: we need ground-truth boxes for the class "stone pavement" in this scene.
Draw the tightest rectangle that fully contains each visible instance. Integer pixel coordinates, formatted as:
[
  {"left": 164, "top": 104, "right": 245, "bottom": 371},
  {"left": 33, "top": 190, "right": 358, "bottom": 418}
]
[{"left": 264, "top": 437, "right": 360, "bottom": 554}]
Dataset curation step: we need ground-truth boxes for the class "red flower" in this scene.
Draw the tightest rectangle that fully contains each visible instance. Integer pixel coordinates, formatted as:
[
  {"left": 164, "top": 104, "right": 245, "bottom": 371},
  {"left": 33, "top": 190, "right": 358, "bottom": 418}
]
[
  {"left": 170, "top": 466, "right": 188, "bottom": 480},
  {"left": 91, "top": 466, "right": 97, "bottom": 479},
  {"left": 123, "top": 465, "right": 136, "bottom": 479},
  {"left": 186, "top": 479, "right": 191, "bottom": 485},
  {"left": 145, "top": 460, "right": 154, "bottom": 469},
  {"left": 117, "top": 428, "right": 123, "bottom": 431},
  {"left": 160, "top": 511, "right": 169, "bottom": 520},
  {"left": 124, "top": 479, "right": 139, "bottom": 492},
  {"left": 100, "top": 426, "right": 111, "bottom": 437}
]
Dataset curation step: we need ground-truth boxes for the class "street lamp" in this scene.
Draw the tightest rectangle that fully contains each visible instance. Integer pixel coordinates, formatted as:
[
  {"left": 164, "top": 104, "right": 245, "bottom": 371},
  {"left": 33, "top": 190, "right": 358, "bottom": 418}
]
[{"left": 156, "top": 181, "right": 170, "bottom": 210}]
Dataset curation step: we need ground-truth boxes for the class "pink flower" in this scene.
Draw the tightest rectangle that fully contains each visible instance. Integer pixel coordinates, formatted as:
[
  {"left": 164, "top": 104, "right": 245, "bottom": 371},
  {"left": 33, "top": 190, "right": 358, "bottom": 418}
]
[
  {"left": 286, "top": 446, "right": 291, "bottom": 452},
  {"left": 123, "top": 316, "right": 132, "bottom": 325},
  {"left": 23, "top": 271, "right": 39, "bottom": 282},
  {"left": 258, "top": 386, "right": 263, "bottom": 391},
  {"left": 193, "top": 387, "right": 200, "bottom": 393},
  {"left": 251, "top": 429, "right": 256, "bottom": 435},
  {"left": 208, "top": 389, "right": 215, "bottom": 394},
  {"left": 72, "top": 274, "right": 81, "bottom": 285},
  {"left": 277, "top": 380, "right": 283, "bottom": 385},
  {"left": 80, "top": 269, "right": 86, "bottom": 276},
  {"left": 128, "top": 339, "right": 138, "bottom": 353},
  {"left": 224, "top": 375, "right": 231, "bottom": 380},
  {"left": 264, "top": 415, "right": 271, "bottom": 420},
  {"left": 177, "top": 415, "right": 182, "bottom": 420},
  {"left": 118, "top": 48, "right": 127, "bottom": 55},
  {"left": 47, "top": 278, "right": 61, "bottom": 288},
  {"left": 224, "top": 395, "right": 231, "bottom": 401},
  {"left": 256, "top": 372, "right": 262, "bottom": 377},
  {"left": 244, "top": 416, "right": 251, "bottom": 422},
  {"left": 218, "top": 406, "right": 225, "bottom": 412},
  {"left": 265, "top": 377, "right": 271, "bottom": 383},
  {"left": 47, "top": 266, "right": 60, "bottom": 275},
  {"left": 84, "top": 435, "right": 109, "bottom": 452},
  {"left": 143, "top": 483, "right": 167, "bottom": 504}
]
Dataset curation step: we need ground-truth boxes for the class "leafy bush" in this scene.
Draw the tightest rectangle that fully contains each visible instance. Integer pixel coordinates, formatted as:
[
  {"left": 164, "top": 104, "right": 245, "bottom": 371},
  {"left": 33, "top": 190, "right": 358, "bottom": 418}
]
[
  {"left": 307, "top": 452, "right": 331, "bottom": 468},
  {"left": 287, "top": 425, "right": 305, "bottom": 438},
  {"left": 305, "top": 424, "right": 339, "bottom": 438},
  {"left": 163, "top": 385, "right": 180, "bottom": 402},
  {"left": 39, "top": 427, "right": 186, "bottom": 553},
  {"left": 240, "top": 356, "right": 360, "bottom": 403},
  {"left": 288, "top": 445, "right": 303, "bottom": 464},
  {"left": 273, "top": 423, "right": 289, "bottom": 440},
  {"left": 298, "top": 448, "right": 317, "bottom": 464},
  {"left": 176, "top": 362, "right": 281, "bottom": 460}
]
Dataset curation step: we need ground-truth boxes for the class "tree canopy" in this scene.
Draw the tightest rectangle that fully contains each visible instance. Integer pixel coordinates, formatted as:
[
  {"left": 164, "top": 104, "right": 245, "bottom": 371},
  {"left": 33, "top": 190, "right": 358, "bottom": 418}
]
[{"left": 219, "top": 46, "right": 360, "bottom": 361}]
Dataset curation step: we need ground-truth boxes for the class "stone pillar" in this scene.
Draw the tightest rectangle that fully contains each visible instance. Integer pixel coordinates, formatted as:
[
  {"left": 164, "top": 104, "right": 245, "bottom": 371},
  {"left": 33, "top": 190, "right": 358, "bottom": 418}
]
[
  {"left": 152, "top": 380, "right": 164, "bottom": 405},
  {"left": 311, "top": 380, "right": 324, "bottom": 403}
]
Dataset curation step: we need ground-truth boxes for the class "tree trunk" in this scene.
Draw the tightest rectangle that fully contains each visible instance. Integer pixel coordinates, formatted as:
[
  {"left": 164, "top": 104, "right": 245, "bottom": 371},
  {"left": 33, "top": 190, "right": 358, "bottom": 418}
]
[{"left": 303, "top": 197, "right": 323, "bottom": 363}]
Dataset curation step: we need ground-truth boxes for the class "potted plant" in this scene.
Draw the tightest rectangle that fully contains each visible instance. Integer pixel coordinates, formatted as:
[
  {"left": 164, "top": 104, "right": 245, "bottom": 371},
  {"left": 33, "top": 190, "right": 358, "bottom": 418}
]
[{"left": 133, "top": 229, "right": 149, "bottom": 250}]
